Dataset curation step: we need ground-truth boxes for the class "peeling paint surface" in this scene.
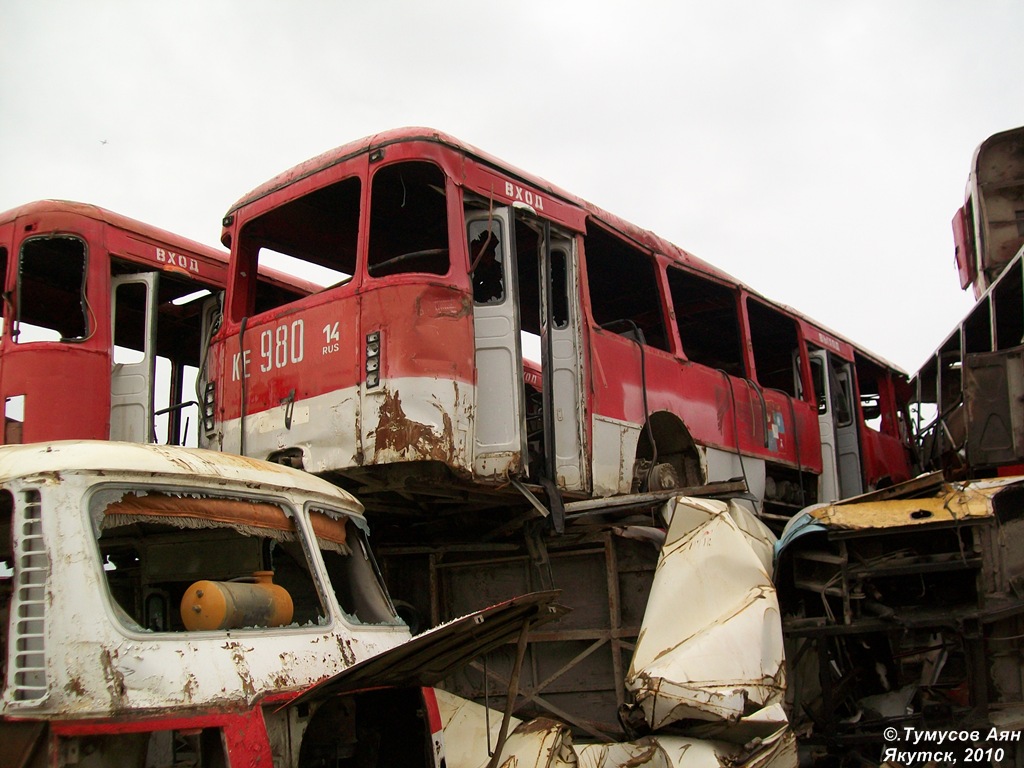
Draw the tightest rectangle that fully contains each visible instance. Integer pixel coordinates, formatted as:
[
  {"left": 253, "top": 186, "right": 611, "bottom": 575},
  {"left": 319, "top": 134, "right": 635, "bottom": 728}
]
[
  {"left": 372, "top": 386, "right": 457, "bottom": 465},
  {"left": 624, "top": 497, "right": 785, "bottom": 730}
]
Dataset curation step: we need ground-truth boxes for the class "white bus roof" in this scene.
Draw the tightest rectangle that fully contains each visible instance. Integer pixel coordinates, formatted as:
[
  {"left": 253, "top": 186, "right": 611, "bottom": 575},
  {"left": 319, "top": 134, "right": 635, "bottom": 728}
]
[{"left": 0, "top": 441, "right": 365, "bottom": 518}]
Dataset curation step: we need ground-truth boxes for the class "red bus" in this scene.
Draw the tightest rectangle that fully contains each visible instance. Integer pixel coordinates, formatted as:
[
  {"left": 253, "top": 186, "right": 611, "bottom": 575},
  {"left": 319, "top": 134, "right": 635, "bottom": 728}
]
[
  {"left": 206, "top": 129, "right": 913, "bottom": 524},
  {"left": 0, "top": 200, "right": 315, "bottom": 447}
]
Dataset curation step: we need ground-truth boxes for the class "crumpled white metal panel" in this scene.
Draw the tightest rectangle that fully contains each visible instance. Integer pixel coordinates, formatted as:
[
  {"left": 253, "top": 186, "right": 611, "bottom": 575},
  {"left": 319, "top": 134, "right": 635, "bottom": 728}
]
[
  {"left": 435, "top": 689, "right": 577, "bottom": 768},
  {"left": 437, "top": 690, "right": 796, "bottom": 768},
  {"left": 576, "top": 726, "right": 797, "bottom": 767},
  {"left": 624, "top": 497, "right": 786, "bottom": 730}
]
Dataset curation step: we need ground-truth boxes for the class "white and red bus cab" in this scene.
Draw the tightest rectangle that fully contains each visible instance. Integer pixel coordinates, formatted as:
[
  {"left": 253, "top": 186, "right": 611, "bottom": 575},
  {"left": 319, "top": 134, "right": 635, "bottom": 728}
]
[{"left": 206, "top": 129, "right": 913, "bottom": 525}]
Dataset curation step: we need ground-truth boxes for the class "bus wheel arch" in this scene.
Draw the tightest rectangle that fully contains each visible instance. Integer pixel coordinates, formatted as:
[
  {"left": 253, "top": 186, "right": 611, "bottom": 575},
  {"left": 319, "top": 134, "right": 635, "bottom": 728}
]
[{"left": 633, "top": 411, "right": 705, "bottom": 492}]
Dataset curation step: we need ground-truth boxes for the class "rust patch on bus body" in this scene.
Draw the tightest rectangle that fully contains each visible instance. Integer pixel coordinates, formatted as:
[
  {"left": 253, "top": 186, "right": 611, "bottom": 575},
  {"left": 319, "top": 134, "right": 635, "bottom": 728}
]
[
  {"left": 100, "top": 648, "right": 127, "bottom": 710},
  {"left": 372, "top": 388, "right": 455, "bottom": 465},
  {"left": 225, "top": 641, "right": 257, "bottom": 699}
]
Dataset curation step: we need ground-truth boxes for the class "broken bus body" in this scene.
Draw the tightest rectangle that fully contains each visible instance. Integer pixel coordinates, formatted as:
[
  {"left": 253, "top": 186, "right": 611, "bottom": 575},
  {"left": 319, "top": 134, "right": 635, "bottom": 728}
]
[
  {"left": 0, "top": 200, "right": 315, "bottom": 448},
  {"left": 195, "top": 128, "right": 919, "bottom": 741},
  {"left": 0, "top": 440, "right": 456, "bottom": 767},
  {"left": 205, "top": 128, "right": 915, "bottom": 528},
  {"left": 914, "top": 126, "right": 1024, "bottom": 478}
]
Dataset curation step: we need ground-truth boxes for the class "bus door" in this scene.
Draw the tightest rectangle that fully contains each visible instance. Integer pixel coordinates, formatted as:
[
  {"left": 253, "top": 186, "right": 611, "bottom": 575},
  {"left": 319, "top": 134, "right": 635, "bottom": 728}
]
[
  {"left": 468, "top": 204, "right": 589, "bottom": 491},
  {"left": 533, "top": 223, "right": 588, "bottom": 493},
  {"left": 809, "top": 348, "right": 863, "bottom": 500},
  {"left": 110, "top": 272, "right": 159, "bottom": 442},
  {"left": 468, "top": 207, "right": 527, "bottom": 478}
]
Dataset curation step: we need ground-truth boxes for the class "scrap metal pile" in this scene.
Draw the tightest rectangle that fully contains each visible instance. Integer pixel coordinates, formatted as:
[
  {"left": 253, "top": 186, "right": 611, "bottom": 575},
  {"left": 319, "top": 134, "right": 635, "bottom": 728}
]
[
  {"left": 369, "top": 495, "right": 798, "bottom": 767},
  {"left": 411, "top": 475, "right": 1024, "bottom": 767}
]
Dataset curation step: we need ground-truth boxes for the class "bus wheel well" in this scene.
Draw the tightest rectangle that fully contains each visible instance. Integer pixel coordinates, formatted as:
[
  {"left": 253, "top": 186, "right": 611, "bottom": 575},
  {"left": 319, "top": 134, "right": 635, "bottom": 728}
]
[{"left": 633, "top": 412, "right": 704, "bottom": 491}]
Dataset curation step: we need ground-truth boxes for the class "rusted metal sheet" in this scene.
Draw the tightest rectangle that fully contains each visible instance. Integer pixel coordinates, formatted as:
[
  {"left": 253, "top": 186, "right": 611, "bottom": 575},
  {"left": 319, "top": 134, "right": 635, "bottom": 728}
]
[
  {"left": 623, "top": 497, "right": 785, "bottom": 730},
  {"left": 372, "top": 386, "right": 459, "bottom": 465},
  {"left": 384, "top": 531, "right": 659, "bottom": 741},
  {"left": 964, "top": 345, "right": 1024, "bottom": 466}
]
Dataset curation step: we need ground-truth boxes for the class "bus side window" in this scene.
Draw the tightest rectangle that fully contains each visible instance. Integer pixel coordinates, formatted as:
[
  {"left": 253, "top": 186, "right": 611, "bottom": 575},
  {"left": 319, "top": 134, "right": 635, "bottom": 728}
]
[
  {"left": 810, "top": 356, "right": 827, "bottom": 414},
  {"left": 833, "top": 364, "right": 854, "bottom": 426},
  {"left": 0, "top": 246, "right": 6, "bottom": 335},
  {"left": 550, "top": 248, "right": 569, "bottom": 329},
  {"left": 667, "top": 267, "right": 744, "bottom": 374},
  {"left": 584, "top": 223, "right": 668, "bottom": 351},
  {"left": 468, "top": 218, "right": 505, "bottom": 304},
  {"left": 746, "top": 297, "right": 800, "bottom": 396},
  {"left": 232, "top": 176, "right": 360, "bottom": 322},
  {"left": 16, "top": 236, "right": 89, "bottom": 343},
  {"left": 854, "top": 355, "right": 885, "bottom": 431}
]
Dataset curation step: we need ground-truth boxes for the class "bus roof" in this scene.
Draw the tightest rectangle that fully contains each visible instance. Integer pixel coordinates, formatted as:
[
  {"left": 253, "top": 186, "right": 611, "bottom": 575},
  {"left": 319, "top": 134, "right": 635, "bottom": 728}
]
[
  {"left": 0, "top": 440, "right": 366, "bottom": 518},
  {"left": 0, "top": 199, "right": 320, "bottom": 296},
  {"left": 224, "top": 128, "right": 904, "bottom": 374},
  {"left": 0, "top": 199, "right": 224, "bottom": 262}
]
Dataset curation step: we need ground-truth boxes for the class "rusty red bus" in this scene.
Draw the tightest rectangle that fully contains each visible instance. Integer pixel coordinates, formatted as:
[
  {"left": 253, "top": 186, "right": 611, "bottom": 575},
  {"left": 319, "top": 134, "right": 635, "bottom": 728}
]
[
  {"left": 205, "top": 129, "right": 913, "bottom": 524},
  {"left": 0, "top": 200, "right": 315, "bottom": 447}
]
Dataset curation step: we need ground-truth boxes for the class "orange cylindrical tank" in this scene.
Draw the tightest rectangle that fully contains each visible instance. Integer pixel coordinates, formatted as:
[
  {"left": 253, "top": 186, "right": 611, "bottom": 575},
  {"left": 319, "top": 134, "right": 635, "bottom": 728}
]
[{"left": 180, "top": 571, "right": 294, "bottom": 631}]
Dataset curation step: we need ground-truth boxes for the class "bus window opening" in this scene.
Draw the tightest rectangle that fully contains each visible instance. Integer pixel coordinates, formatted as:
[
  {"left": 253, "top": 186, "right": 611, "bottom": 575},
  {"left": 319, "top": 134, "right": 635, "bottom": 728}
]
[
  {"left": 233, "top": 176, "right": 360, "bottom": 320},
  {"left": 368, "top": 162, "right": 449, "bottom": 278},
  {"left": 585, "top": 224, "right": 668, "bottom": 351},
  {"left": 469, "top": 217, "right": 505, "bottom": 304},
  {"left": 15, "top": 236, "right": 88, "bottom": 343},
  {"left": 93, "top": 490, "right": 327, "bottom": 633},
  {"left": 311, "top": 508, "right": 400, "bottom": 627},
  {"left": 747, "top": 297, "right": 801, "bottom": 397},
  {"left": 668, "top": 267, "right": 744, "bottom": 375},
  {"left": 0, "top": 245, "right": 7, "bottom": 336}
]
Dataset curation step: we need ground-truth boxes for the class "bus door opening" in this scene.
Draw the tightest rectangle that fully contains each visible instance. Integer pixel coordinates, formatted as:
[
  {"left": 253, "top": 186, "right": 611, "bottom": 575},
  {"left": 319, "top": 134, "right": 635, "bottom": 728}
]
[
  {"left": 111, "top": 270, "right": 208, "bottom": 446},
  {"left": 111, "top": 273, "right": 159, "bottom": 442},
  {"left": 518, "top": 215, "right": 588, "bottom": 494},
  {"left": 810, "top": 348, "right": 864, "bottom": 500},
  {"left": 468, "top": 206, "right": 527, "bottom": 480},
  {"left": 467, "top": 205, "right": 588, "bottom": 493}
]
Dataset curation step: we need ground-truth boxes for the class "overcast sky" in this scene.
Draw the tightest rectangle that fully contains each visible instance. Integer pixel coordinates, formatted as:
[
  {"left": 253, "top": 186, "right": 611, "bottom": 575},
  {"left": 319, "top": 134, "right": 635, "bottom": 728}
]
[{"left": 2, "top": 1, "right": 1022, "bottom": 373}]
